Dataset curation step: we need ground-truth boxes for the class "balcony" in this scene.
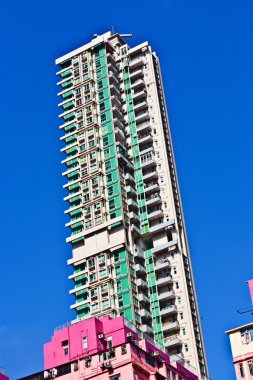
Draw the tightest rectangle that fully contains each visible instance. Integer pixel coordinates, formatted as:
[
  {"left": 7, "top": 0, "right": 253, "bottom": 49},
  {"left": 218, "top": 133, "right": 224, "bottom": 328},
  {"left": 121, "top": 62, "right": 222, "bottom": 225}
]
[
  {"left": 162, "top": 321, "right": 179, "bottom": 332},
  {"left": 115, "top": 127, "right": 125, "bottom": 141},
  {"left": 112, "top": 106, "right": 122, "bottom": 119},
  {"left": 158, "top": 290, "right": 175, "bottom": 301},
  {"left": 129, "top": 57, "right": 144, "bottom": 70},
  {"left": 126, "top": 185, "right": 137, "bottom": 196},
  {"left": 164, "top": 336, "right": 182, "bottom": 348},
  {"left": 130, "top": 69, "right": 144, "bottom": 81},
  {"left": 125, "top": 172, "right": 135, "bottom": 183},
  {"left": 142, "top": 324, "right": 153, "bottom": 335},
  {"left": 109, "top": 71, "right": 119, "bottom": 84},
  {"left": 111, "top": 95, "right": 121, "bottom": 108},
  {"left": 137, "top": 122, "right": 151, "bottom": 133},
  {"left": 169, "top": 353, "right": 185, "bottom": 364},
  {"left": 129, "top": 211, "right": 140, "bottom": 223},
  {"left": 131, "top": 224, "right": 142, "bottom": 236},
  {"left": 144, "top": 182, "right": 159, "bottom": 194},
  {"left": 110, "top": 84, "right": 120, "bottom": 97},
  {"left": 147, "top": 208, "right": 163, "bottom": 221},
  {"left": 160, "top": 305, "right": 177, "bottom": 316},
  {"left": 152, "top": 239, "right": 178, "bottom": 254},
  {"left": 127, "top": 198, "right": 138, "bottom": 209},
  {"left": 138, "top": 293, "right": 150, "bottom": 304},
  {"left": 133, "top": 89, "right": 147, "bottom": 102},
  {"left": 142, "top": 170, "right": 158, "bottom": 182},
  {"left": 113, "top": 118, "right": 124, "bottom": 130},
  {"left": 108, "top": 61, "right": 118, "bottom": 74},
  {"left": 156, "top": 273, "right": 173, "bottom": 286},
  {"left": 135, "top": 111, "right": 150, "bottom": 124},
  {"left": 146, "top": 193, "right": 161, "bottom": 207},
  {"left": 133, "top": 245, "right": 145, "bottom": 259},
  {"left": 149, "top": 220, "right": 175, "bottom": 234},
  {"left": 132, "top": 79, "right": 145, "bottom": 91},
  {"left": 137, "top": 278, "right": 148, "bottom": 289},
  {"left": 154, "top": 259, "right": 170, "bottom": 272},
  {"left": 138, "top": 133, "right": 153, "bottom": 146},
  {"left": 134, "top": 100, "right": 148, "bottom": 113},
  {"left": 141, "top": 155, "right": 156, "bottom": 169},
  {"left": 140, "top": 309, "right": 152, "bottom": 319},
  {"left": 134, "top": 263, "right": 146, "bottom": 275}
]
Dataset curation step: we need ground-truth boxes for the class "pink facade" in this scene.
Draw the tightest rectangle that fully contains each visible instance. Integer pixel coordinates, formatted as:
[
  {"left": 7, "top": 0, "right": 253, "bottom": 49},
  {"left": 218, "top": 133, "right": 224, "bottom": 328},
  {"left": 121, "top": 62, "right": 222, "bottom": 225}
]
[
  {"left": 247, "top": 279, "right": 253, "bottom": 305},
  {"left": 0, "top": 373, "right": 8, "bottom": 380},
  {"left": 20, "top": 316, "right": 198, "bottom": 380}
]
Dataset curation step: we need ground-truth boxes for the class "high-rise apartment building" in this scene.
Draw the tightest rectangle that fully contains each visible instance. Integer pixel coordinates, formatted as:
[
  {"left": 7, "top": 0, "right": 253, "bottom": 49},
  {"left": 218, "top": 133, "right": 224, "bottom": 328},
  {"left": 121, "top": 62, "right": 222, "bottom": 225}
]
[{"left": 56, "top": 31, "right": 208, "bottom": 379}]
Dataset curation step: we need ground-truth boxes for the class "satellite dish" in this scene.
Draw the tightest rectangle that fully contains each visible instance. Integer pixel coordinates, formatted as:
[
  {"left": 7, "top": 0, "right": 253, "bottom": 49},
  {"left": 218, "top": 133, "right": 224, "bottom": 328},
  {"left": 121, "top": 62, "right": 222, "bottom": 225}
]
[{"left": 44, "top": 371, "right": 50, "bottom": 379}]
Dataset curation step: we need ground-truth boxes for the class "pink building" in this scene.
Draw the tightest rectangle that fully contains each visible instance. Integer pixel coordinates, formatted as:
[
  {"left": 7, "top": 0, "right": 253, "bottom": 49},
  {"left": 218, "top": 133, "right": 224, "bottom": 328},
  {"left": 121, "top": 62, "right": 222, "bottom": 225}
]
[
  {"left": 0, "top": 368, "right": 9, "bottom": 380},
  {"left": 19, "top": 316, "right": 198, "bottom": 380},
  {"left": 226, "top": 279, "right": 253, "bottom": 379}
]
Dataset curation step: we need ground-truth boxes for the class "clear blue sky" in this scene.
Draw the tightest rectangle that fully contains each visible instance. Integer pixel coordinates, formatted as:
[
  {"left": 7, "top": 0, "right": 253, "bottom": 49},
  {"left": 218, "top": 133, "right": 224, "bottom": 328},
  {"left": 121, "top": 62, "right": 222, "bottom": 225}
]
[{"left": 0, "top": 0, "right": 252, "bottom": 379}]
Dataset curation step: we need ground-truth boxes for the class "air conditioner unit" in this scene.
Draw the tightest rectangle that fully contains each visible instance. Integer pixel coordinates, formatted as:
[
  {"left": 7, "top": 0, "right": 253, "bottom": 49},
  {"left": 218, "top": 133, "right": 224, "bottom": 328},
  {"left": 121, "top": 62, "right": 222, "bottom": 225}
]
[
  {"left": 98, "top": 333, "right": 104, "bottom": 340},
  {"left": 85, "top": 355, "right": 91, "bottom": 361},
  {"left": 44, "top": 371, "right": 50, "bottom": 379},
  {"left": 109, "top": 348, "right": 115, "bottom": 353},
  {"left": 51, "top": 369, "right": 58, "bottom": 378},
  {"left": 73, "top": 362, "right": 78, "bottom": 371},
  {"left": 127, "top": 332, "right": 133, "bottom": 338},
  {"left": 152, "top": 351, "right": 160, "bottom": 357},
  {"left": 101, "top": 362, "right": 112, "bottom": 369}
]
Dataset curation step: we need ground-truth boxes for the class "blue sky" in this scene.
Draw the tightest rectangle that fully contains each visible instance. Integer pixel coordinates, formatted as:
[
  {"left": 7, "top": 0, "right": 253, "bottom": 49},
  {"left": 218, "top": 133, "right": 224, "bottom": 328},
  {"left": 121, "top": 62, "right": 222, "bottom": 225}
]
[{"left": 0, "top": 0, "right": 252, "bottom": 379}]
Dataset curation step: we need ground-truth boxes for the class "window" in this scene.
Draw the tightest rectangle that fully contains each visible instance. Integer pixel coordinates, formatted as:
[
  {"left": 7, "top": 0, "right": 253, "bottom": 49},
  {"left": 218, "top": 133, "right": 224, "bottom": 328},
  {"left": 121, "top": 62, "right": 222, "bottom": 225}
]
[
  {"left": 241, "top": 328, "right": 253, "bottom": 344},
  {"left": 62, "top": 340, "right": 69, "bottom": 355},
  {"left": 92, "top": 176, "right": 99, "bottom": 185},
  {"left": 107, "top": 336, "right": 112, "bottom": 348},
  {"left": 109, "top": 375, "right": 120, "bottom": 380},
  {"left": 89, "top": 273, "right": 97, "bottom": 282},
  {"left": 180, "top": 312, "right": 183, "bottom": 320},
  {"left": 90, "top": 288, "right": 98, "bottom": 298},
  {"left": 239, "top": 363, "right": 245, "bottom": 378},
  {"left": 82, "top": 336, "right": 88, "bottom": 349},
  {"left": 102, "top": 298, "right": 109, "bottom": 309},
  {"left": 88, "top": 258, "right": 95, "bottom": 268},
  {"left": 172, "top": 373, "right": 176, "bottom": 380},
  {"left": 184, "top": 344, "right": 188, "bottom": 352},
  {"left": 99, "top": 268, "right": 107, "bottom": 278},
  {"left": 98, "top": 254, "right": 105, "bottom": 264},
  {"left": 248, "top": 361, "right": 253, "bottom": 375},
  {"left": 121, "top": 345, "right": 127, "bottom": 354}
]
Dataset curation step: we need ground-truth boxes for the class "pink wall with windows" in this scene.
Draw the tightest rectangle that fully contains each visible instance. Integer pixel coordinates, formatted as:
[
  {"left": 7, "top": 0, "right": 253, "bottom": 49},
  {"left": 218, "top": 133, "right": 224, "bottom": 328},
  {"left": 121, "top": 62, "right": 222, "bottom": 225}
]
[
  {"left": 43, "top": 316, "right": 198, "bottom": 380},
  {"left": 44, "top": 316, "right": 137, "bottom": 369}
]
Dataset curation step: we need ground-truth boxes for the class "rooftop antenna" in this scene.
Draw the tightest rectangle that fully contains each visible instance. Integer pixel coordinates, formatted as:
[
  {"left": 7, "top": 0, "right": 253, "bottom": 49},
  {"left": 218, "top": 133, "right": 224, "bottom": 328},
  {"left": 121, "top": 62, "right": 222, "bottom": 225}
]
[{"left": 119, "top": 33, "right": 133, "bottom": 38}]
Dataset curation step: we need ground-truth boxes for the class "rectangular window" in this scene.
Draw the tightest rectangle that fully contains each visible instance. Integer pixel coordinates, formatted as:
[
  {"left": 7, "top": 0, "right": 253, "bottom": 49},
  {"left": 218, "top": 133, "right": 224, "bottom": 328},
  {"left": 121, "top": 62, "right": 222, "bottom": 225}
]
[
  {"left": 82, "top": 336, "right": 88, "bottom": 349},
  {"left": 62, "top": 340, "right": 69, "bottom": 356},
  {"left": 99, "top": 268, "right": 107, "bottom": 278},
  {"left": 248, "top": 361, "right": 253, "bottom": 375},
  {"left": 239, "top": 363, "right": 245, "bottom": 378},
  {"left": 89, "top": 273, "right": 97, "bottom": 282}
]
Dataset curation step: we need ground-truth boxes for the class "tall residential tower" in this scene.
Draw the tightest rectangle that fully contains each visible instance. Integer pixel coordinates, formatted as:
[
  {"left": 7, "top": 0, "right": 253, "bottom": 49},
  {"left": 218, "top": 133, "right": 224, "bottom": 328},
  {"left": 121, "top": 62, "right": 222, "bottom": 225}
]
[{"left": 56, "top": 32, "right": 208, "bottom": 379}]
